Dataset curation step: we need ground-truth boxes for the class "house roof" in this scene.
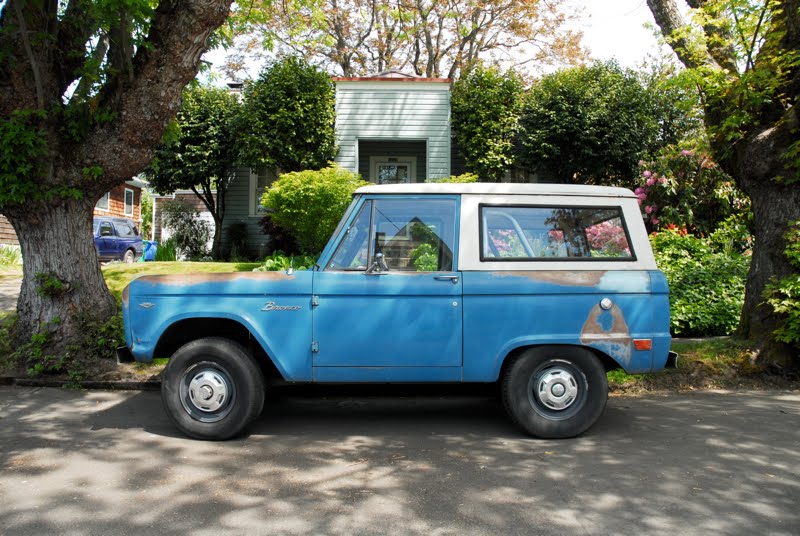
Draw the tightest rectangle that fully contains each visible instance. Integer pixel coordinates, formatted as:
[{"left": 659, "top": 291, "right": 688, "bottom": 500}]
[
  {"left": 355, "top": 183, "right": 637, "bottom": 198},
  {"left": 332, "top": 69, "right": 451, "bottom": 83}
]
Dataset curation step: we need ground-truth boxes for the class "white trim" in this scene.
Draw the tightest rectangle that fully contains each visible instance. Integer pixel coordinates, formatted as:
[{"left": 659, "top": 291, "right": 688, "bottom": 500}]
[
  {"left": 124, "top": 188, "right": 135, "bottom": 217},
  {"left": 95, "top": 191, "right": 111, "bottom": 211},
  {"left": 356, "top": 183, "right": 636, "bottom": 198}
]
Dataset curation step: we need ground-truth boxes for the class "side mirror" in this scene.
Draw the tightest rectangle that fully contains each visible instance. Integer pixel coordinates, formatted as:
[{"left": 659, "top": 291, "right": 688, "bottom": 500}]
[{"left": 365, "top": 252, "right": 389, "bottom": 275}]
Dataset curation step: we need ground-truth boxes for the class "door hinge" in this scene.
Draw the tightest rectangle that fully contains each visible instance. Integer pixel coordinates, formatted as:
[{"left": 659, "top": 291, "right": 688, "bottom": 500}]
[
  {"left": 311, "top": 295, "right": 320, "bottom": 307},
  {"left": 311, "top": 341, "right": 320, "bottom": 353}
]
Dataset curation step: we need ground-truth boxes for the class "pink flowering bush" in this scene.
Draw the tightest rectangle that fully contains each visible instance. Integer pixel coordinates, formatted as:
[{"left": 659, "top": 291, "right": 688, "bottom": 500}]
[{"left": 635, "top": 146, "right": 749, "bottom": 236}]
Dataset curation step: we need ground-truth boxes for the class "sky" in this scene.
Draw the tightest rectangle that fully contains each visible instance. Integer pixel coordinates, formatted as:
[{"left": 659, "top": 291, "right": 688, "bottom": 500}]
[{"left": 576, "top": 0, "right": 669, "bottom": 68}]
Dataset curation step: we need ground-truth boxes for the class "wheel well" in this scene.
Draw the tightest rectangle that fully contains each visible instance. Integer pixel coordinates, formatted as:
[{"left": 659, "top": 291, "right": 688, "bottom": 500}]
[
  {"left": 499, "top": 344, "right": 621, "bottom": 380},
  {"left": 154, "top": 318, "right": 283, "bottom": 380}
]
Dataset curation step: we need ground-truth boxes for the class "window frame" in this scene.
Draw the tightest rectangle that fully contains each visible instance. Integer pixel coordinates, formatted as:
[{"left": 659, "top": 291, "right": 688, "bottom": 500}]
[
  {"left": 478, "top": 203, "right": 637, "bottom": 263},
  {"left": 322, "top": 194, "right": 460, "bottom": 273},
  {"left": 96, "top": 192, "right": 110, "bottom": 212},
  {"left": 124, "top": 188, "right": 135, "bottom": 217}
]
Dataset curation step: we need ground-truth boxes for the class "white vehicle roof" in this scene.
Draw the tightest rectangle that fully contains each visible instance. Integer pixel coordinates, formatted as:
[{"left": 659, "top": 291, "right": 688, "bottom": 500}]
[{"left": 355, "top": 182, "right": 636, "bottom": 198}]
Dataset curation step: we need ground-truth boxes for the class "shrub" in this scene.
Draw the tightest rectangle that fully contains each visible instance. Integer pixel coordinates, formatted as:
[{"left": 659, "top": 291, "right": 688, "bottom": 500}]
[
  {"left": 0, "top": 245, "right": 22, "bottom": 267},
  {"left": 262, "top": 165, "right": 368, "bottom": 255},
  {"left": 635, "top": 147, "right": 749, "bottom": 235},
  {"left": 253, "top": 251, "right": 315, "bottom": 272},
  {"left": 225, "top": 222, "right": 249, "bottom": 261},
  {"left": 652, "top": 228, "right": 749, "bottom": 336},
  {"left": 154, "top": 238, "right": 177, "bottom": 261},
  {"left": 764, "top": 220, "right": 800, "bottom": 349},
  {"left": 427, "top": 173, "right": 479, "bottom": 183},
  {"left": 259, "top": 213, "right": 298, "bottom": 254},
  {"left": 161, "top": 198, "right": 210, "bottom": 259}
]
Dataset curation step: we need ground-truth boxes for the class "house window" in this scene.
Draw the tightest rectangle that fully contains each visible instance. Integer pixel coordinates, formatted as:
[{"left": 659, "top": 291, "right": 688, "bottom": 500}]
[
  {"left": 369, "top": 156, "right": 416, "bottom": 184},
  {"left": 96, "top": 192, "right": 110, "bottom": 211},
  {"left": 124, "top": 188, "right": 135, "bottom": 217},
  {"left": 249, "top": 168, "right": 276, "bottom": 216}
]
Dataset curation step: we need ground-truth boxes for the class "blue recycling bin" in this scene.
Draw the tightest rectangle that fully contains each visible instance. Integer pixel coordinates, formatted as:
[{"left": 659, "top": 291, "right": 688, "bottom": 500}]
[{"left": 143, "top": 240, "right": 158, "bottom": 261}]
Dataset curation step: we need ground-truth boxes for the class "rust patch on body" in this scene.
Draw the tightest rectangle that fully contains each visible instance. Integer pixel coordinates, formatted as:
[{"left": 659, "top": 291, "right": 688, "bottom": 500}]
[
  {"left": 136, "top": 272, "right": 296, "bottom": 286},
  {"left": 121, "top": 285, "right": 129, "bottom": 307},
  {"left": 492, "top": 270, "right": 606, "bottom": 287},
  {"left": 580, "top": 304, "right": 633, "bottom": 365}
]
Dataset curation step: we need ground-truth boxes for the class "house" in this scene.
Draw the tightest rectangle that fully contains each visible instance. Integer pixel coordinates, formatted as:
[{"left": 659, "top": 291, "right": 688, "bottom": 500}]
[
  {"left": 151, "top": 190, "right": 216, "bottom": 252},
  {"left": 0, "top": 178, "right": 146, "bottom": 248},
  {"left": 201, "top": 71, "right": 465, "bottom": 258}
]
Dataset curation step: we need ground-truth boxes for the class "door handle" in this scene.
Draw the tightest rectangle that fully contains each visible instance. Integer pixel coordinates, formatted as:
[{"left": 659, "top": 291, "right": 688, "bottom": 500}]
[{"left": 434, "top": 275, "right": 459, "bottom": 284}]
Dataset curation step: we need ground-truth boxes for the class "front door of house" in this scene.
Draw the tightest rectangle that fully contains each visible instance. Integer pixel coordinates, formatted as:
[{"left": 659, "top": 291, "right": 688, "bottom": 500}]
[{"left": 370, "top": 156, "right": 416, "bottom": 184}]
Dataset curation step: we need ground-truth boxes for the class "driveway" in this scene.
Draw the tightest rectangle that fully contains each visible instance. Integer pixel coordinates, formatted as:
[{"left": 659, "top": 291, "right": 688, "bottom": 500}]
[
  {"left": 0, "top": 272, "right": 21, "bottom": 313},
  {"left": 1, "top": 386, "right": 799, "bottom": 535}
]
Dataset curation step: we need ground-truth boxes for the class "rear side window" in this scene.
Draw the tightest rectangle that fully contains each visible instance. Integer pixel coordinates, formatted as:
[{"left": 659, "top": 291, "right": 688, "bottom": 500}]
[{"left": 480, "top": 206, "right": 633, "bottom": 261}]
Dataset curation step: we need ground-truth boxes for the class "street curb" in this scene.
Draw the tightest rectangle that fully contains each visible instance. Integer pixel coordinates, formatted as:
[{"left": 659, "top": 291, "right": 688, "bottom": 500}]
[{"left": 1, "top": 376, "right": 160, "bottom": 391}]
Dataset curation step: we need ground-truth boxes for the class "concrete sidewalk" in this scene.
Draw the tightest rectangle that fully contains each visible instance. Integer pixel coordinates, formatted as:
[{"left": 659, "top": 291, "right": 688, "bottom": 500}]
[
  {"left": 1, "top": 386, "right": 799, "bottom": 535},
  {"left": 0, "top": 273, "right": 21, "bottom": 313}
]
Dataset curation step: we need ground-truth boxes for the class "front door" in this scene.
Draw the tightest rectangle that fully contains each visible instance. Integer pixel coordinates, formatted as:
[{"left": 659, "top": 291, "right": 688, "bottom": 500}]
[{"left": 313, "top": 196, "right": 462, "bottom": 379}]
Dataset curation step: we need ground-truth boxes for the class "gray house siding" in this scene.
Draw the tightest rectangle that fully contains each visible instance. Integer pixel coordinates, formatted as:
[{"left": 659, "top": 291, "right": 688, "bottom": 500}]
[
  {"left": 334, "top": 81, "right": 451, "bottom": 181},
  {"left": 219, "top": 167, "right": 271, "bottom": 259}
]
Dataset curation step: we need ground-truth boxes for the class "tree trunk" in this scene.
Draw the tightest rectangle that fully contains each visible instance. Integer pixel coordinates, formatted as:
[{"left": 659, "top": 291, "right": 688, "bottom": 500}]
[
  {"left": 5, "top": 199, "right": 116, "bottom": 356},
  {"left": 211, "top": 213, "right": 224, "bottom": 260},
  {"left": 734, "top": 111, "right": 800, "bottom": 371}
]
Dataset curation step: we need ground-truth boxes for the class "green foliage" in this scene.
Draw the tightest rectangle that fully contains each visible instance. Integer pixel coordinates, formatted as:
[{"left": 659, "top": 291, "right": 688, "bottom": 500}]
[
  {"left": 0, "top": 245, "right": 22, "bottom": 267},
  {"left": 451, "top": 66, "right": 523, "bottom": 182},
  {"left": 428, "top": 173, "right": 479, "bottom": 183},
  {"left": 254, "top": 251, "right": 316, "bottom": 272},
  {"left": 409, "top": 243, "right": 438, "bottom": 271},
  {"left": 161, "top": 199, "right": 210, "bottom": 259},
  {"left": 154, "top": 238, "right": 177, "bottom": 262},
  {"left": 241, "top": 57, "right": 337, "bottom": 172},
  {"left": 517, "top": 61, "right": 698, "bottom": 186},
  {"left": 635, "top": 146, "right": 750, "bottom": 235},
  {"left": 139, "top": 189, "right": 153, "bottom": 240},
  {"left": 262, "top": 165, "right": 369, "bottom": 255},
  {"left": 146, "top": 85, "right": 241, "bottom": 193},
  {"left": 0, "top": 110, "right": 49, "bottom": 208},
  {"left": 765, "top": 221, "right": 800, "bottom": 348},
  {"left": 652, "top": 228, "right": 750, "bottom": 336},
  {"left": 34, "top": 272, "right": 71, "bottom": 298}
]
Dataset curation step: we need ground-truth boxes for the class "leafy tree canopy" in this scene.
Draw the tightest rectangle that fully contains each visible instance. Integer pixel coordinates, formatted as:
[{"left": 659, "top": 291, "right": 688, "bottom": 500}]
[
  {"left": 516, "top": 61, "right": 700, "bottom": 186},
  {"left": 145, "top": 84, "right": 242, "bottom": 258},
  {"left": 227, "top": 0, "right": 585, "bottom": 79},
  {"left": 240, "top": 56, "right": 336, "bottom": 172},
  {"left": 451, "top": 65, "right": 523, "bottom": 182}
]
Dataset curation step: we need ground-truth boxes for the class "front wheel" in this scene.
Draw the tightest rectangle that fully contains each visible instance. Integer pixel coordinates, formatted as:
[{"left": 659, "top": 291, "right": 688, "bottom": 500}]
[
  {"left": 161, "top": 337, "right": 265, "bottom": 440},
  {"left": 123, "top": 249, "right": 135, "bottom": 263},
  {"left": 501, "top": 346, "right": 608, "bottom": 438}
]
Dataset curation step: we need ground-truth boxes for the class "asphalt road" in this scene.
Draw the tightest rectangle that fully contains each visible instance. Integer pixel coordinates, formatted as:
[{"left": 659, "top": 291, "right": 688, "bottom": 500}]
[{"left": 1, "top": 386, "right": 799, "bottom": 535}]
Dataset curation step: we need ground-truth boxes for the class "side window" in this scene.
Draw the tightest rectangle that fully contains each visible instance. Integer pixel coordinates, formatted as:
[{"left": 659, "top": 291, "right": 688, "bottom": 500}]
[
  {"left": 481, "top": 206, "right": 633, "bottom": 260},
  {"left": 99, "top": 222, "right": 114, "bottom": 237},
  {"left": 116, "top": 223, "right": 135, "bottom": 237},
  {"left": 328, "top": 198, "right": 457, "bottom": 272}
]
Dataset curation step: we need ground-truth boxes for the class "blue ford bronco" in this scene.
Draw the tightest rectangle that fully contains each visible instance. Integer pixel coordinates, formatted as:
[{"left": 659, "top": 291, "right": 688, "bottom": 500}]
[{"left": 120, "top": 183, "right": 676, "bottom": 440}]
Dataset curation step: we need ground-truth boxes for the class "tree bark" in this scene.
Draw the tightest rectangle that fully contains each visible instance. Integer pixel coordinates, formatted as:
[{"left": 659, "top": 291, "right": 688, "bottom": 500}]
[{"left": 4, "top": 199, "right": 116, "bottom": 356}]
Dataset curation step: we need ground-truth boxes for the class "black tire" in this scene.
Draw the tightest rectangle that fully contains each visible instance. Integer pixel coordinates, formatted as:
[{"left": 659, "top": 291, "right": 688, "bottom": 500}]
[
  {"left": 161, "top": 337, "right": 265, "bottom": 440},
  {"left": 123, "top": 249, "right": 135, "bottom": 263},
  {"left": 501, "top": 346, "right": 608, "bottom": 439}
]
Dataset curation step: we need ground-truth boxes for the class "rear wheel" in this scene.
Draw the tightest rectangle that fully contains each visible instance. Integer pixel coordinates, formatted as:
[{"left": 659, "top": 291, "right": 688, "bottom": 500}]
[
  {"left": 161, "top": 337, "right": 265, "bottom": 440},
  {"left": 501, "top": 346, "right": 607, "bottom": 438}
]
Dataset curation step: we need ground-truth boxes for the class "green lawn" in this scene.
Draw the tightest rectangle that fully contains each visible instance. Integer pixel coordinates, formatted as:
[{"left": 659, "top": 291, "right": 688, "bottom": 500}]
[{"left": 102, "top": 261, "right": 262, "bottom": 300}]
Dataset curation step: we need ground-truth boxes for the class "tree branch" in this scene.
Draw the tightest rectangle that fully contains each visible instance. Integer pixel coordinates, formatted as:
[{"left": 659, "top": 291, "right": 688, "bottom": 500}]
[
  {"left": 646, "top": 0, "right": 718, "bottom": 70},
  {"left": 12, "top": 1, "right": 45, "bottom": 108}
]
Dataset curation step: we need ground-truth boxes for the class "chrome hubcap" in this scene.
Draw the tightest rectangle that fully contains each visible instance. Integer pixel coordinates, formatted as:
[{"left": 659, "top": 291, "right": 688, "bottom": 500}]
[
  {"left": 536, "top": 367, "right": 579, "bottom": 411},
  {"left": 187, "top": 370, "right": 229, "bottom": 413}
]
